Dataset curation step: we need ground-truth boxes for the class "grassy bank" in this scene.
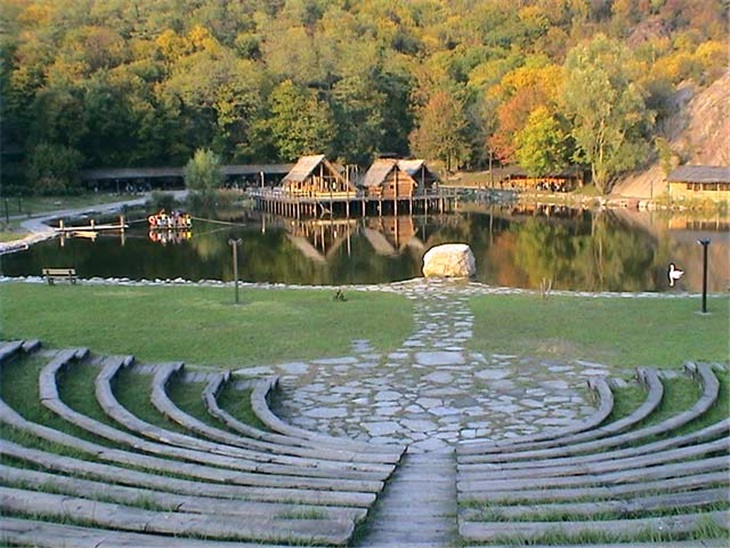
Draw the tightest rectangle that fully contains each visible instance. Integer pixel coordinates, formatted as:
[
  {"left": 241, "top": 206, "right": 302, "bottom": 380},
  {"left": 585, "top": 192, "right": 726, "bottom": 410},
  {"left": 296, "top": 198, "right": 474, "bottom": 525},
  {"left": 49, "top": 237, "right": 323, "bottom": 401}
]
[
  {"left": 0, "top": 282, "right": 413, "bottom": 368},
  {"left": 469, "top": 294, "right": 729, "bottom": 369}
]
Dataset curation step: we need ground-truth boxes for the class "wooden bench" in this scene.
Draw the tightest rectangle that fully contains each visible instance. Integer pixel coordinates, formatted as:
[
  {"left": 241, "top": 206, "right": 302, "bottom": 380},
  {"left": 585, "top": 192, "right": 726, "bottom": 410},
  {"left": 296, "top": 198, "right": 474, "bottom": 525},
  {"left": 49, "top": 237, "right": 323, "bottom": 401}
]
[{"left": 42, "top": 268, "right": 76, "bottom": 285}]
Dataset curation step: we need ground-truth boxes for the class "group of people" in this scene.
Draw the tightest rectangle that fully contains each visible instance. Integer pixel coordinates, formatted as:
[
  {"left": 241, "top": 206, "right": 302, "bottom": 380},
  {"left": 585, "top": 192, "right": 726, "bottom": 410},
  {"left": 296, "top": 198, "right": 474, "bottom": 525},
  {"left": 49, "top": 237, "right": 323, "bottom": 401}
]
[
  {"left": 148, "top": 210, "right": 192, "bottom": 229},
  {"left": 148, "top": 229, "right": 192, "bottom": 245}
]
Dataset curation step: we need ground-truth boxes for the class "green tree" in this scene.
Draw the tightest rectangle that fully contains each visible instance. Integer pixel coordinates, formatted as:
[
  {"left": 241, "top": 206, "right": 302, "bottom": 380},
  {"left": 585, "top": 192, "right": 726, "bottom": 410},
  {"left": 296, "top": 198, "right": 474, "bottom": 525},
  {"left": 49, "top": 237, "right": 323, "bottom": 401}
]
[
  {"left": 27, "top": 142, "right": 84, "bottom": 195},
  {"left": 184, "top": 148, "right": 223, "bottom": 192},
  {"left": 409, "top": 89, "right": 470, "bottom": 172},
  {"left": 331, "top": 75, "right": 386, "bottom": 165},
  {"left": 562, "top": 34, "right": 654, "bottom": 194},
  {"left": 514, "top": 106, "right": 571, "bottom": 176},
  {"left": 267, "top": 79, "right": 335, "bottom": 161}
]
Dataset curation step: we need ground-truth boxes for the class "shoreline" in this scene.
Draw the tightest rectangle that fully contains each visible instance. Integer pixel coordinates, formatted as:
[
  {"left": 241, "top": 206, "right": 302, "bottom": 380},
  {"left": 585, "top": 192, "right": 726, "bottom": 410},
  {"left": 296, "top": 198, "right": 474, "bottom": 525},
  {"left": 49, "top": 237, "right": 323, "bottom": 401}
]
[
  {"left": 1, "top": 275, "right": 722, "bottom": 300},
  {"left": 0, "top": 192, "right": 188, "bottom": 256}
]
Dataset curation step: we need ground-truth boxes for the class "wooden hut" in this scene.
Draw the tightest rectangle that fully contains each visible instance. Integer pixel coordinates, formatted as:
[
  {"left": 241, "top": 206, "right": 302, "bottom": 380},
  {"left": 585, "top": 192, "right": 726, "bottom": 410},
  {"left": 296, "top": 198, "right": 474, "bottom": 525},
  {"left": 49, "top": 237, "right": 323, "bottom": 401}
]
[
  {"left": 667, "top": 165, "right": 730, "bottom": 202},
  {"left": 360, "top": 159, "right": 418, "bottom": 199},
  {"left": 281, "top": 155, "right": 354, "bottom": 196},
  {"left": 397, "top": 160, "right": 439, "bottom": 192}
]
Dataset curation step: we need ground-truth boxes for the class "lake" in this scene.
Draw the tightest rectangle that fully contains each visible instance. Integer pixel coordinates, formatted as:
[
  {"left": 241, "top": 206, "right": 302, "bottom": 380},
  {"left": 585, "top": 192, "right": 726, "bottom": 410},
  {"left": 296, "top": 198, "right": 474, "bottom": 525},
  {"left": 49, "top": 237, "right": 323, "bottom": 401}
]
[{"left": 2, "top": 204, "right": 727, "bottom": 293}]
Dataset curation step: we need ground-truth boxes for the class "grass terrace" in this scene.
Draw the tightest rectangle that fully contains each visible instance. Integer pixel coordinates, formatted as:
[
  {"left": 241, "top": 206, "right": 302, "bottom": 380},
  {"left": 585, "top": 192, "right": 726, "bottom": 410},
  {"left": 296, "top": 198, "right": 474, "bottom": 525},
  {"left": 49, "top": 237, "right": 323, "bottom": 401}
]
[
  {"left": 0, "top": 282, "right": 413, "bottom": 368},
  {"left": 468, "top": 293, "right": 729, "bottom": 369},
  {"left": 2, "top": 282, "right": 727, "bottom": 372}
]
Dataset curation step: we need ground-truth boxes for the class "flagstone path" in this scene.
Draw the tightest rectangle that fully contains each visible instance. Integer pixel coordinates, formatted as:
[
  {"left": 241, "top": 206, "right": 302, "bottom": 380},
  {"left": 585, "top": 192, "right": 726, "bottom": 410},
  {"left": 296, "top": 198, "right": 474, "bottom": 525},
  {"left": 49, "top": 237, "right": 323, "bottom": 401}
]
[{"left": 237, "top": 279, "right": 610, "bottom": 453}]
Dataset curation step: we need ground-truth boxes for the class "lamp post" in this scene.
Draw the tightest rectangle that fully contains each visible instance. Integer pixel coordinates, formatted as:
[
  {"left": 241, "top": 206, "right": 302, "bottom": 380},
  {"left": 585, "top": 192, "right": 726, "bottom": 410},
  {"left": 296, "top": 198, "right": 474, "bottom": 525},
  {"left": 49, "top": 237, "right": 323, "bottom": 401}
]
[
  {"left": 697, "top": 239, "right": 710, "bottom": 314},
  {"left": 228, "top": 238, "right": 243, "bottom": 304}
]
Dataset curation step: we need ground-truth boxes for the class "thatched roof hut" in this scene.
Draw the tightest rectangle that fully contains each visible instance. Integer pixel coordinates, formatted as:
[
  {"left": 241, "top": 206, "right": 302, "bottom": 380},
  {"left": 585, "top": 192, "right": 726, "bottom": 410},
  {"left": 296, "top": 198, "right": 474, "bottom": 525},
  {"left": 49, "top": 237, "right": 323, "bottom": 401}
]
[
  {"left": 281, "top": 155, "right": 354, "bottom": 195},
  {"left": 397, "top": 160, "right": 439, "bottom": 190},
  {"left": 360, "top": 159, "right": 417, "bottom": 198}
]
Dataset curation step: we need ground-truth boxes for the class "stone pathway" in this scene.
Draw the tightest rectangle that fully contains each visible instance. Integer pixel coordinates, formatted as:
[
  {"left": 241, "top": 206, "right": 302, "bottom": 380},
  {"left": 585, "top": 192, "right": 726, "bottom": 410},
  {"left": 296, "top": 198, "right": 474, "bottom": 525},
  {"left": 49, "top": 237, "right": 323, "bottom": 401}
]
[{"left": 240, "top": 279, "right": 608, "bottom": 453}]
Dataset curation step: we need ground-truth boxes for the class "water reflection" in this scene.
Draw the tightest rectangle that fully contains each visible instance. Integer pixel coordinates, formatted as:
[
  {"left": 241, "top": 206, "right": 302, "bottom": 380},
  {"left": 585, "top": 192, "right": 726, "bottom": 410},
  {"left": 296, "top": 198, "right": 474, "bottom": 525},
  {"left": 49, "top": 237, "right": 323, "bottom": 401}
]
[{"left": 1, "top": 205, "right": 727, "bottom": 292}]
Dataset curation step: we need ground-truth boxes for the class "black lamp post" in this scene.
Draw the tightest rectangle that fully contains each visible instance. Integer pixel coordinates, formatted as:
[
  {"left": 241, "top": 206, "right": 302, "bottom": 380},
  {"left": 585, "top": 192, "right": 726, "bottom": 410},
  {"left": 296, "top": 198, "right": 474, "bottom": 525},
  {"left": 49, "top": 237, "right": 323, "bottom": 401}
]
[
  {"left": 697, "top": 239, "right": 710, "bottom": 314},
  {"left": 228, "top": 238, "right": 243, "bottom": 304}
]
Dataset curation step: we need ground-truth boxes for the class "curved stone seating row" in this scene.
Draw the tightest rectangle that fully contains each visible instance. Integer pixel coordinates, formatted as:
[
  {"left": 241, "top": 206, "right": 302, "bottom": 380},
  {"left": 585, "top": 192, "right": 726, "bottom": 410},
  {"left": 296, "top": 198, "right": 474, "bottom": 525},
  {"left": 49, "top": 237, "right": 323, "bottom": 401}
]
[
  {"left": 0, "top": 339, "right": 40, "bottom": 364},
  {"left": 0, "top": 463, "right": 367, "bottom": 522},
  {"left": 460, "top": 416, "right": 730, "bottom": 476},
  {"left": 0, "top": 343, "right": 404, "bottom": 546},
  {"left": 0, "top": 440, "right": 372, "bottom": 507},
  {"left": 151, "top": 361, "right": 399, "bottom": 470},
  {"left": 0, "top": 486, "right": 355, "bottom": 546},
  {"left": 96, "top": 357, "right": 393, "bottom": 482},
  {"left": 456, "top": 364, "right": 729, "bottom": 545},
  {"left": 458, "top": 438, "right": 729, "bottom": 489},
  {"left": 459, "top": 363, "right": 720, "bottom": 464},
  {"left": 459, "top": 511, "right": 729, "bottom": 544},
  {"left": 41, "top": 353, "right": 381, "bottom": 490},
  {"left": 465, "top": 468, "right": 730, "bottom": 504},
  {"left": 0, "top": 516, "right": 296, "bottom": 548},
  {"left": 460, "top": 487, "right": 728, "bottom": 521}
]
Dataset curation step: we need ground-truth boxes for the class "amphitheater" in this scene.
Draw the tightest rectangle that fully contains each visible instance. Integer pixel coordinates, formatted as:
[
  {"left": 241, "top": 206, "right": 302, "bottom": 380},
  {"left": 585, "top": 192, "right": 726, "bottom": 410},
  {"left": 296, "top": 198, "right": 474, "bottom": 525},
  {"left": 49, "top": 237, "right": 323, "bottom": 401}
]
[{"left": 1, "top": 281, "right": 728, "bottom": 547}]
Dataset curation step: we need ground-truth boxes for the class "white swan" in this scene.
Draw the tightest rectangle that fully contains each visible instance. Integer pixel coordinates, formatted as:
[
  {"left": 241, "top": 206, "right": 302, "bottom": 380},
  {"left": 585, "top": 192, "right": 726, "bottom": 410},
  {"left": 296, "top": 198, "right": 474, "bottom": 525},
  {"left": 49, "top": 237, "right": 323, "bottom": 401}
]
[{"left": 668, "top": 263, "right": 684, "bottom": 287}]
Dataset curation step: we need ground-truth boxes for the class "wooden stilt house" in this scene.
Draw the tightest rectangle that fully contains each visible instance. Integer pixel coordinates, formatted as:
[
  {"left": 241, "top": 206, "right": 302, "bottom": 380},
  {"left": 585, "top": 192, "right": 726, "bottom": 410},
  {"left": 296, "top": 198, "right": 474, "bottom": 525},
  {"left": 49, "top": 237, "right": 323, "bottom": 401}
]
[
  {"left": 360, "top": 159, "right": 416, "bottom": 199},
  {"left": 281, "top": 155, "right": 354, "bottom": 196},
  {"left": 397, "top": 160, "right": 439, "bottom": 193}
]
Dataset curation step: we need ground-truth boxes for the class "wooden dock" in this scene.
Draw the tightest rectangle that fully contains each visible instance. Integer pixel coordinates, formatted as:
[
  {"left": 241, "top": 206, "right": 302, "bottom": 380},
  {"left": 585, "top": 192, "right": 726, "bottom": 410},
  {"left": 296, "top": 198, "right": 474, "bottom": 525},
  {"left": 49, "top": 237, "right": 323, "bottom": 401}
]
[
  {"left": 249, "top": 188, "right": 459, "bottom": 219},
  {"left": 55, "top": 216, "right": 129, "bottom": 234}
]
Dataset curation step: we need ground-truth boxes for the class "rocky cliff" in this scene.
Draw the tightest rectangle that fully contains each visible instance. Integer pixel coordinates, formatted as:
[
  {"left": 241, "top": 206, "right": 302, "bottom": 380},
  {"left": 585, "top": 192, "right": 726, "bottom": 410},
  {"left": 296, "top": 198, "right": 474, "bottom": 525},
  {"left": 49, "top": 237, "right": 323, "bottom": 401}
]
[{"left": 613, "top": 71, "right": 730, "bottom": 198}]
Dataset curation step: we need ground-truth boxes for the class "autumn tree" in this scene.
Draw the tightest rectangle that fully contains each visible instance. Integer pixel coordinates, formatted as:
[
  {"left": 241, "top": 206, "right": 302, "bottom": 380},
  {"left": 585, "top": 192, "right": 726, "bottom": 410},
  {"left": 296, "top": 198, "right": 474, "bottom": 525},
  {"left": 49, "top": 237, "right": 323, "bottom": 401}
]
[
  {"left": 2, "top": 0, "right": 726, "bottom": 181},
  {"left": 409, "top": 89, "right": 470, "bottom": 172},
  {"left": 562, "top": 34, "right": 654, "bottom": 194},
  {"left": 489, "top": 60, "right": 564, "bottom": 164},
  {"left": 514, "top": 106, "right": 571, "bottom": 176}
]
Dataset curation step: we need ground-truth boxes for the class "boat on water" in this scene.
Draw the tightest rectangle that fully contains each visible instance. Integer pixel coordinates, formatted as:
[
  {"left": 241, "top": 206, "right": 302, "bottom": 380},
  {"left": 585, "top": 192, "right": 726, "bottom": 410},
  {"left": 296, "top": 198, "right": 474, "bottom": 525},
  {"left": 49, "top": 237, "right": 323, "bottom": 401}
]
[{"left": 148, "top": 210, "right": 192, "bottom": 229}]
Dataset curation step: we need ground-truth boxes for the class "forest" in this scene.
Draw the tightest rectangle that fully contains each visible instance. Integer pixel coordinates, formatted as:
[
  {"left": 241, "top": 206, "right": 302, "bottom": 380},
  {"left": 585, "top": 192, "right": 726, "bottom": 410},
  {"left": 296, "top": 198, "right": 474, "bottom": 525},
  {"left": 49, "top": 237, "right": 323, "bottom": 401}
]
[{"left": 0, "top": 0, "right": 726, "bottom": 195}]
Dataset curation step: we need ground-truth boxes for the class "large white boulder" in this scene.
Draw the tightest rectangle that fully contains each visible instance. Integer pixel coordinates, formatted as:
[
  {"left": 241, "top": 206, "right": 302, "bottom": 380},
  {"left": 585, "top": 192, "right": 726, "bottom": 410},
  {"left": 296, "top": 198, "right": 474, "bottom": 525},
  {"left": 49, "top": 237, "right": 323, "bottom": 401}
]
[{"left": 422, "top": 243, "right": 476, "bottom": 278}]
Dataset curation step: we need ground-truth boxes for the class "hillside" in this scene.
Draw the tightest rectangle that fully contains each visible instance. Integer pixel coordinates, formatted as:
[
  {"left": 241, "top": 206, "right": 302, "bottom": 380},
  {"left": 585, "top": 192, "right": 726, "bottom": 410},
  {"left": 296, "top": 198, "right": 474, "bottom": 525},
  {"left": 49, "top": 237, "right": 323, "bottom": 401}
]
[{"left": 613, "top": 71, "right": 730, "bottom": 198}]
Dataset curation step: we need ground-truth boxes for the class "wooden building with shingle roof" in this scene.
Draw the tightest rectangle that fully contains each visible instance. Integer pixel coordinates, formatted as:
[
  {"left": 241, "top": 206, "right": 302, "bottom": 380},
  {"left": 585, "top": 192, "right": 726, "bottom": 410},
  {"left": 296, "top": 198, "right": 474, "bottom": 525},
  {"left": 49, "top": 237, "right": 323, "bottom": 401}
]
[
  {"left": 281, "top": 154, "right": 354, "bottom": 196},
  {"left": 397, "top": 159, "right": 439, "bottom": 191},
  {"left": 667, "top": 165, "right": 730, "bottom": 202},
  {"left": 359, "top": 158, "right": 439, "bottom": 199}
]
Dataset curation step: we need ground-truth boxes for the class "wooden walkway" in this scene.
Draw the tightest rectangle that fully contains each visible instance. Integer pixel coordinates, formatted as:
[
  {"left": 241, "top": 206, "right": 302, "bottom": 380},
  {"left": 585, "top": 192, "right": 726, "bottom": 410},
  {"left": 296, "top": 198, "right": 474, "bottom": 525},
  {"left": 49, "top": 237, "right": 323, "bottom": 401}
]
[{"left": 250, "top": 188, "right": 460, "bottom": 219}]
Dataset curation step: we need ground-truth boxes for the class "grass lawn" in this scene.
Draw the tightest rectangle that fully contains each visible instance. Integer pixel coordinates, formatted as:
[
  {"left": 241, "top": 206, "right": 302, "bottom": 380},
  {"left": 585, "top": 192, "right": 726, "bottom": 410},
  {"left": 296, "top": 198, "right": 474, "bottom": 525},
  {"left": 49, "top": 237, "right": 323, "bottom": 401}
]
[
  {"left": 469, "top": 294, "right": 729, "bottom": 369},
  {"left": 0, "top": 282, "right": 413, "bottom": 368},
  {"left": 2, "top": 193, "right": 141, "bottom": 218}
]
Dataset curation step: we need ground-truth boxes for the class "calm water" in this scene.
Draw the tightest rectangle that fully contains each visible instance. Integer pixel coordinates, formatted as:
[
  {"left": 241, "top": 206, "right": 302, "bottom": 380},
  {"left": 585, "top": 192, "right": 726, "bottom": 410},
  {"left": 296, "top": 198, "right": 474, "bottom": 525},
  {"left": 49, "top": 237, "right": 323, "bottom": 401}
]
[{"left": 2, "top": 205, "right": 728, "bottom": 293}]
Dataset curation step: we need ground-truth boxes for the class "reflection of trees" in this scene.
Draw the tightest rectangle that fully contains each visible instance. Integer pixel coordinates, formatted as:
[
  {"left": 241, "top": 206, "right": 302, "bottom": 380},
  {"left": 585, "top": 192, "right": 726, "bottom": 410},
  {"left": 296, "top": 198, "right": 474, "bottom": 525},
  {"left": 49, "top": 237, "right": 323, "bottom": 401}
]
[
  {"left": 7, "top": 207, "right": 703, "bottom": 291},
  {"left": 188, "top": 228, "right": 229, "bottom": 262},
  {"left": 327, "top": 235, "right": 421, "bottom": 284},
  {"left": 241, "top": 230, "right": 330, "bottom": 284},
  {"left": 515, "top": 219, "right": 578, "bottom": 288},
  {"left": 511, "top": 212, "right": 657, "bottom": 291},
  {"left": 575, "top": 212, "right": 656, "bottom": 291}
]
